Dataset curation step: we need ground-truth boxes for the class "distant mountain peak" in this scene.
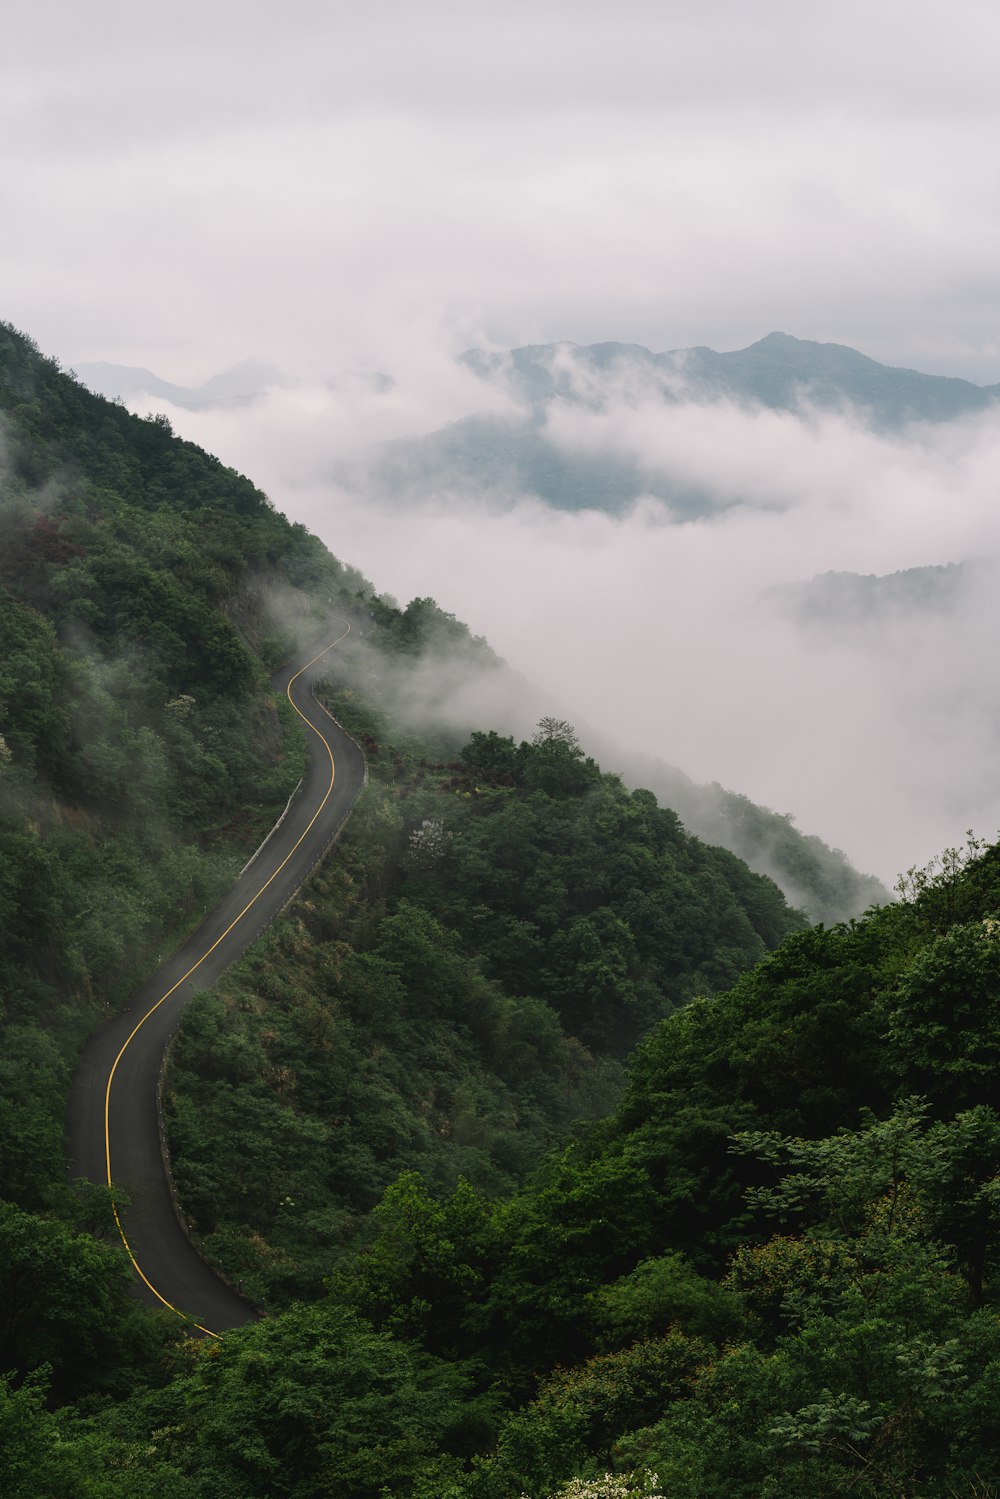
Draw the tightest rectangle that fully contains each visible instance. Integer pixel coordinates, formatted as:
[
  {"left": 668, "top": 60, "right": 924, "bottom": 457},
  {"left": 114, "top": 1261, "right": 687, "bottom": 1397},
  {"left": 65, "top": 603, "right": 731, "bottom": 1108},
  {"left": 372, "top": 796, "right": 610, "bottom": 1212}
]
[
  {"left": 747, "top": 330, "right": 799, "bottom": 346},
  {"left": 460, "top": 332, "right": 1000, "bottom": 427},
  {"left": 371, "top": 333, "right": 1000, "bottom": 522},
  {"left": 72, "top": 357, "right": 289, "bottom": 410}
]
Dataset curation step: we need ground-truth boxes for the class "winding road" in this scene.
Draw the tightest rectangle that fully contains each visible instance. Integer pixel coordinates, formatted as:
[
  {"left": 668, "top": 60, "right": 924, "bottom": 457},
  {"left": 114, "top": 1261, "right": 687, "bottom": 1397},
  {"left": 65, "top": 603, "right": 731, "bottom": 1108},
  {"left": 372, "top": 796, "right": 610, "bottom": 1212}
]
[{"left": 66, "top": 623, "right": 367, "bottom": 1337}]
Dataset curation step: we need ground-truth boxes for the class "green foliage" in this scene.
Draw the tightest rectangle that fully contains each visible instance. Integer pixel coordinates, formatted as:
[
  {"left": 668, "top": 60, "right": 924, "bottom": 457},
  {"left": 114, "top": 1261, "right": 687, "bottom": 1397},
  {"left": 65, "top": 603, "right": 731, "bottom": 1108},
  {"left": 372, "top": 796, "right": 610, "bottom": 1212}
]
[
  {"left": 0, "top": 593, "right": 71, "bottom": 779},
  {"left": 366, "top": 594, "right": 498, "bottom": 661},
  {"left": 469, "top": 1333, "right": 709, "bottom": 1498},
  {"left": 106, "top": 1303, "right": 480, "bottom": 1498},
  {"left": 165, "top": 867, "right": 623, "bottom": 1305},
  {"left": 396, "top": 736, "right": 802, "bottom": 1052},
  {"left": 733, "top": 1101, "right": 1000, "bottom": 1306},
  {"left": 332, "top": 1172, "right": 499, "bottom": 1356},
  {"left": 0, "top": 1371, "right": 173, "bottom": 1499},
  {"left": 0, "top": 1200, "right": 172, "bottom": 1403},
  {"left": 0, "top": 322, "right": 365, "bottom": 1217},
  {"left": 271, "top": 839, "right": 1000, "bottom": 1497},
  {"left": 640, "top": 767, "right": 889, "bottom": 925},
  {"left": 884, "top": 920, "right": 1000, "bottom": 1106},
  {"left": 588, "top": 1252, "right": 742, "bottom": 1350},
  {"left": 9, "top": 318, "right": 1000, "bottom": 1498},
  {"left": 0, "top": 1029, "right": 68, "bottom": 1208},
  {"left": 163, "top": 700, "right": 802, "bottom": 1310}
]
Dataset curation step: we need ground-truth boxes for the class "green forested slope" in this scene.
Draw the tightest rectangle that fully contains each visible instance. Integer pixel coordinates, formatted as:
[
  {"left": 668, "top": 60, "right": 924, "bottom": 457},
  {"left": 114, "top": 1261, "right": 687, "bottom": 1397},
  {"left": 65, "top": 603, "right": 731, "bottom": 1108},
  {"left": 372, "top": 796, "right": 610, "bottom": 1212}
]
[
  {"left": 10, "top": 839, "right": 1000, "bottom": 1498},
  {"left": 310, "top": 840, "right": 1000, "bottom": 1499},
  {"left": 0, "top": 321, "right": 368, "bottom": 1214},
  {"left": 3, "top": 322, "right": 998, "bottom": 1499},
  {"left": 163, "top": 710, "right": 799, "bottom": 1305},
  {"left": 617, "top": 757, "right": 888, "bottom": 924},
  {"left": 0, "top": 324, "right": 797, "bottom": 1358}
]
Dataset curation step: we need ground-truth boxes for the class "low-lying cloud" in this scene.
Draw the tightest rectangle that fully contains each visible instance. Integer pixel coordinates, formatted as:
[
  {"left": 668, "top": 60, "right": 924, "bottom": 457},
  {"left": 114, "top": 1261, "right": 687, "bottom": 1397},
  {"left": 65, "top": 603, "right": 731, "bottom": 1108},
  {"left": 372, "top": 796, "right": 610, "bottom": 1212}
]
[{"left": 126, "top": 353, "right": 1000, "bottom": 887}]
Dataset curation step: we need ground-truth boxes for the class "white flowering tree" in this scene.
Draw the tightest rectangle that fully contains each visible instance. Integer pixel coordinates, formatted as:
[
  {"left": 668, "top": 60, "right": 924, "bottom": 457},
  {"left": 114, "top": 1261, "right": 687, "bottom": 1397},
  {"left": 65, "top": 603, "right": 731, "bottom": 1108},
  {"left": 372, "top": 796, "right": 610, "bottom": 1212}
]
[
  {"left": 405, "top": 817, "right": 452, "bottom": 871},
  {"left": 526, "top": 1471, "right": 665, "bottom": 1499}
]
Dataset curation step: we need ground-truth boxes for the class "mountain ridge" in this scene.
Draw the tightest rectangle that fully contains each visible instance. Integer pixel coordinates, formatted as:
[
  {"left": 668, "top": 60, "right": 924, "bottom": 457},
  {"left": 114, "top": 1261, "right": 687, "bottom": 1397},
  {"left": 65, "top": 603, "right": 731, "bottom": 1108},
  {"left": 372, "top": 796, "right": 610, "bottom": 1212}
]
[
  {"left": 461, "top": 330, "right": 1000, "bottom": 420},
  {"left": 358, "top": 331, "right": 1000, "bottom": 517},
  {"left": 74, "top": 332, "right": 1000, "bottom": 421},
  {"left": 71, "top": 356, "right": 288, "bottom": 410}
]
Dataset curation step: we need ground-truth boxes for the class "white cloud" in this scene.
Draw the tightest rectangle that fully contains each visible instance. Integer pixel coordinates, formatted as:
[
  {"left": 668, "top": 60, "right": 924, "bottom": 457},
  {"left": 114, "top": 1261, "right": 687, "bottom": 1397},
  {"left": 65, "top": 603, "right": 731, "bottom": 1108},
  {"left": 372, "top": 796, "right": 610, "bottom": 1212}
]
[
  {"left": 141, "top": 348, "right": 1000, "bottom": 886},
  {"left": 8, "top": 0, "right": 1000, "bottom": 884},
  {"left": 4, "top": 3, "right": 1000, "bottom": 378}
]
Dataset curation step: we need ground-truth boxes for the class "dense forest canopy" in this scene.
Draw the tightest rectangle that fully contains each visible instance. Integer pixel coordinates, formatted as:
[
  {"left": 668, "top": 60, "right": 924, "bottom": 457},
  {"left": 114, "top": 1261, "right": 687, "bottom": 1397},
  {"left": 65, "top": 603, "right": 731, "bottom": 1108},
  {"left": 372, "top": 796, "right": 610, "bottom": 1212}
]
[
  {"left": 2, "top": 321, "right": 998, "bottom": 1497},
  {"left": 164, "top": 696, "right": 801, "bottom": 1306}
]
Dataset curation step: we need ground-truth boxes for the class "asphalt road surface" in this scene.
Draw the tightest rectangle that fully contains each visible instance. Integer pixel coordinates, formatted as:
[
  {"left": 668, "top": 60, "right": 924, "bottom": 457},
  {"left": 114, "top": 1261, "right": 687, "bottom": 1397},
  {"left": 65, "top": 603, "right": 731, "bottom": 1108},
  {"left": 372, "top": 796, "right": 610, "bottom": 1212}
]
[{"left": 66, "top": 623, "right": 367, "bottom": 1336}]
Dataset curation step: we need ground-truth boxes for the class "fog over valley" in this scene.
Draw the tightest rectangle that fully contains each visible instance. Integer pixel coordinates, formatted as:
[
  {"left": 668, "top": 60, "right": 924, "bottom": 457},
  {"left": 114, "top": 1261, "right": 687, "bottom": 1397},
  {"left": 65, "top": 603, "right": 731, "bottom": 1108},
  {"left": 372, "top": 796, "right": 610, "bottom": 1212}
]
[
  {"left": 92, "top": 336, "right": 1000, "bottom": 888},
  {"left": 9, "top": 0, "right": 1000, "bottom": 887}
]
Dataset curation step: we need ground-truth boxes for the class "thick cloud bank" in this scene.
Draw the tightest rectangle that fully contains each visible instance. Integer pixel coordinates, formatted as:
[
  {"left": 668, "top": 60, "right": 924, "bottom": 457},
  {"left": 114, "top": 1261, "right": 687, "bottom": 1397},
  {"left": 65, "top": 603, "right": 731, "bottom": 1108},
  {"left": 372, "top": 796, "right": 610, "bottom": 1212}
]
[
  {"left": 8, "top": 2, "right": 1000, "bottom": 383},
  {"left": 123, "top": 352, "right": 1000, "bottom": 886}
]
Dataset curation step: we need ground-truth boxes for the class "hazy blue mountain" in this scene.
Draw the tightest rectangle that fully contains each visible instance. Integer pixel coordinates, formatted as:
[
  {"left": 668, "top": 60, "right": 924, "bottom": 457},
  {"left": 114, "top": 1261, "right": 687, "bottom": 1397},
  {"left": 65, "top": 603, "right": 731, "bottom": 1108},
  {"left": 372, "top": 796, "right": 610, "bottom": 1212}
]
[
  {"left": 770, "top": 562, "right": 971, "bottom": 632},
  {"left": 694, "top": 332, "right": 1000, "bottom": 420},
  {"left": 360, "top": 334, "right": 1000, "bottom": 514},
  {"left": 72, "top": 356, "right": 287, "bottom": 409},
  {"left": 71, "top": 361, "right": 194, "bottom": 405},
  {"left": 365, "top": 410, "right": 685, "bottom": 513},
  {"left": 465, "top": 332, "right": 1000, "bottom": 423}
]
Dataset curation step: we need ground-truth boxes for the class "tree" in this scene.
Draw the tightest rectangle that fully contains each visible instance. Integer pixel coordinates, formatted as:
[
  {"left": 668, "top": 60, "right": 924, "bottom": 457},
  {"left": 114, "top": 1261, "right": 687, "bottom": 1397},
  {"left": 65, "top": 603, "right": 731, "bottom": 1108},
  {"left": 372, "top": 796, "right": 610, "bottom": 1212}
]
[
  {"left": 114, "top": 1303, "right": 476, "bottom": 1499},
  {"left": 333, "top": 1172, "right": 499, "bottom": 1357},
  {"left": 0, "top": 1200, "right": 165, "bottom": 1402},
  {"left": 532, "top": 719, "right": 582, "bottom": 753},
  {"left": 884, "top": 921, "right": 1000, "bottom": 1108},
  {"left": 468, "top": 1334, "right": 706, "bottom": 1498},
  {"left": 524, "top": 721, "right": 599, "bottom": 799}
]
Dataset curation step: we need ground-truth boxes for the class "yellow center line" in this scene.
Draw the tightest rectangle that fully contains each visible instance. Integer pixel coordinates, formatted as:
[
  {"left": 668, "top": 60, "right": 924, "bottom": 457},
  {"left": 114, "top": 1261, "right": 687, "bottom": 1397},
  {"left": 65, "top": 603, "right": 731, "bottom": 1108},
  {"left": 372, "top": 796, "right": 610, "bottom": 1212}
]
[{"left": 104, "top": 625, "right": 351, "bottom": 1337}]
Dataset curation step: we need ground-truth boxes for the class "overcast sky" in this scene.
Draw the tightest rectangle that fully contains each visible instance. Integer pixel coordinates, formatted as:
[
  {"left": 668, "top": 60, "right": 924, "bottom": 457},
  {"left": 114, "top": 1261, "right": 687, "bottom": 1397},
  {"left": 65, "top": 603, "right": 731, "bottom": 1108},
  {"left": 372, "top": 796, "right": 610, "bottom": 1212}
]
[{"left": 4, "top": 0, "right": 1000, "bottom": 381}]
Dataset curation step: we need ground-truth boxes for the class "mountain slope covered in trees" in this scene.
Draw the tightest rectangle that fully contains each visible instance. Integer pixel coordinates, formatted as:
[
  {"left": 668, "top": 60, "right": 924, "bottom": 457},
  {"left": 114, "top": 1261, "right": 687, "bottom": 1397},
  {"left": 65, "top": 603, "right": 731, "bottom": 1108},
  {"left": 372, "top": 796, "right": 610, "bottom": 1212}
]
[
  {"left": 0, "top": 321, "right": 798, "bottom": 1434},
  {"left": 3, "top": 322, "right": 997, "bottom": 1498},
  {"left": 0, "top": 321, "right": 377, "bottom": 1214},
  {"left": 152, "top": 837, "right": 1000, "bottom": 1499},
  {"left": 163, "top": 703, "right": 801, "bottom": 1306}
]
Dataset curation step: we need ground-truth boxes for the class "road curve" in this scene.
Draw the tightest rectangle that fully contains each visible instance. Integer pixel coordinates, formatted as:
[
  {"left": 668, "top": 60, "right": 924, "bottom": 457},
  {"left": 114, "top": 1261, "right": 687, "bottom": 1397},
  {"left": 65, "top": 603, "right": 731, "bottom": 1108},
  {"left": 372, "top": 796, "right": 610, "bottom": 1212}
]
[{"left": 66, "top": 623, "right": 367, "bottom": 1336}]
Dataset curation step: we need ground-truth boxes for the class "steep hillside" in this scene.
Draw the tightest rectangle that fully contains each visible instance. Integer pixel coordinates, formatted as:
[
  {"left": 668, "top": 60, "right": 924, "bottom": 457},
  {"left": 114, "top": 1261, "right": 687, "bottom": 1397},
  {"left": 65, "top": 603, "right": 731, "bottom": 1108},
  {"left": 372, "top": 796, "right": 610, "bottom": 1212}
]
[
  {"left": 164, "top": 708, "right": 801, "bottom": 1304},
  {"left": 0, "top": 318, "right": 800, "bottom": 1407},
  {"left": 1, "top": 322, "right": 368, "bottom": 1218},
  {"left": 0, "top": 321, "right": 803, "bottom": 1230},
  {"left": 2, "top": 320, "right": 998, "bottom": 1499},
  {"left": 620, "top": 757, "right": 888, "bottom": 924},
  {"left": 13, "top": 831, "right": 1000, "bottom": 1496},
  {"left": 306, "top": 837, "right": 1000, "bottom": 1499}
]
